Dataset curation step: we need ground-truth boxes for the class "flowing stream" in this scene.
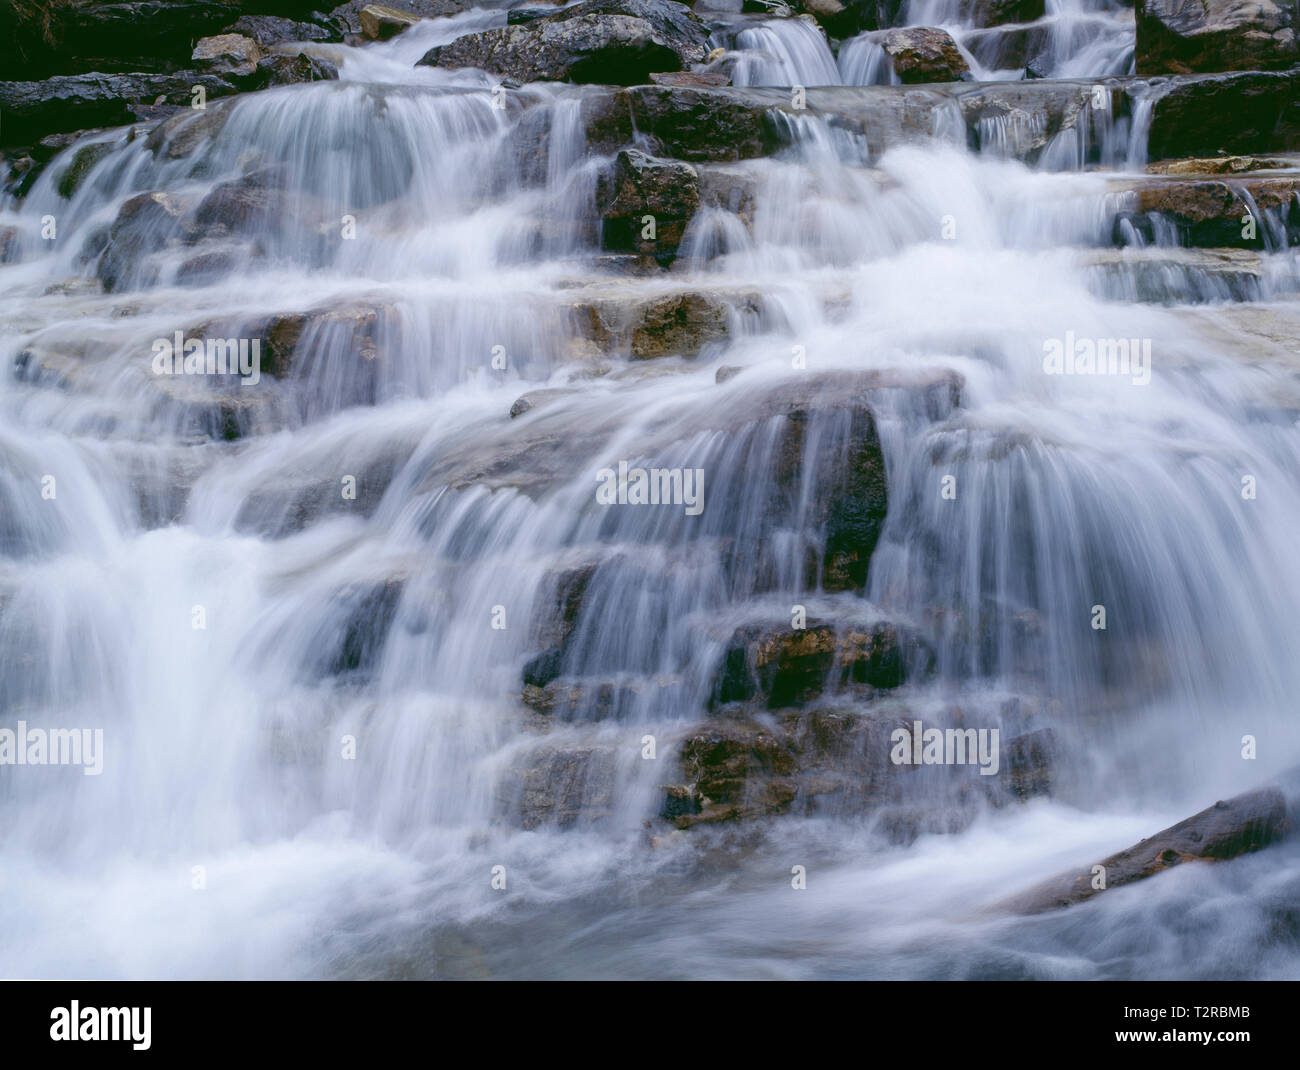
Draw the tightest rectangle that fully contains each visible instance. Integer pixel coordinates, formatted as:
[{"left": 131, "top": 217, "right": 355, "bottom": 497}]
[{"left": 1, "top": 14, "right": 1299, "bottom": 979}]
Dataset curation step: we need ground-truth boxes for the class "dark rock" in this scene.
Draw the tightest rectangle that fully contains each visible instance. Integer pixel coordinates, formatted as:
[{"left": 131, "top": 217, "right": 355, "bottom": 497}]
[
  {"left": 1129, "top": 174, "right": 1300, "bottom": 247},
  {"left": 1002, "top": 785, "right": 1290, "bottom": 914},
  {"left": 4, "top": 1, "right": 339, "bottom": 81},
  {"left": 963, "top": 0, "right": 1044, "bottom": 26},
  {"left": 0, "top": 73, "right": 239, "bottom": 147},
  {"left": 329, "top": 0, "right": 468, "bottom": 34},
  {"left": 596, "top": 148, "right": 700, "bottom": 262},
  {"left": 55, "top": 139, "right": 114, "bottom": 199},
  {"left": 223, "top": 14, "right": 336, "bottom": 47},
  {"left": 712, "top": 620, "right": 918, "bottom": 708},
  {"left": 1137, "top": 0, "right": 1297, "bottom": 75},
  {"left": 421, "top": 0, "right": 710, "bottom": 85},
  {"left": 1145, "top": 70, "right": 1300, "bottom": 162},
  {"left": 254, "top": 51, "right": 341, "bottom": 87}
]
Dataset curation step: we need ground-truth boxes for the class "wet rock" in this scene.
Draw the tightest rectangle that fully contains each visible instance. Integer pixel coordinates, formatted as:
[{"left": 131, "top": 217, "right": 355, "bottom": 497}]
[
  {"left": 330, "top": 0, "right": 468, "bottom": 34},
  {"left": 6, "top": 1, "right": 247, "bottom": 80},
  {"left": 661, "top": 707, "right": 1047, "bottom": 830},
  {"left": 961, "top": 22, "right": 1053, "bottom": 74},
  {"left": 255, "top": 52, "right": 341, "bottom": 87},
  {"left": 622, "top": 85, "right": 783, "bottom": 161},
  {"left": 509, "top": 388, "right": 581, "bottom": 419},
  {"left": 95, "top": 191, "right": 190, "bottom": 292},
  {"left": 1147, "top": 154, "right": 1293, "bottom": 175},
  {"left": 497, "top": 741, "right": 617, "bottom": 829},
  {"left": 1145, "top": 69, "right": 1300, "bottom": 161},
  {"left": 55, "top": 140, "right": 114, "bottom": 200},
  {"left": 1084, "top": 246, "right": 1267, "bottom": 305},
  {"left": 0, "top": 73, "right": 239, "bottom": 146},
  {"left": 1002, "top": 785, "right": 1289, "bottom": 914},
  {"left": 596, "top": 148, "right": 700, "bottom": 262},
  {"left": 572, "top": 288, "right": 748, "bottom": 360},
  {"left": 863, "top": 27, "right": 970, "bottom": 84},
  {"left": 321, "top": 578, "right": 406, "bottom": 677},
  {"left": 192, "top": 33, "right": 264, "bottom": 77},
  {"left": 248, "top": 302, "right": 386, "bottom": 380},
  {"left": 421, "top": 0, "right": 710, "bottom": 85},
  {"left": 192, "top": 173, "right": 287, "bottom": 235},
  {"left": 712, "top": 619, "right": 920, "bottom": 708},
  {"left": 666, "top": 718, "right": 799, "bottom": 825},
  {"left": 223, "top": 14, "right": 337, "bottom": 47},
  {"left": 816, "top": 0, "right": 907, "bottom": 36},
  {"left": 963, "top": 0, "right": 1044, "bottom": 25},
  {"left": 1129, "top": 174, "right": 1300, "bottom": 247},
  {"left": 360, "top": 4, "right": 423, "bottom": 39},
  {"left": 1136, "top": 0, "right": 1297, "bottom": 76},
  {"left": 145, "top": 104, "right": 233, "bottom": 159},
  {"left": 1000, "top": 727, "right": 1055, "bottom": 800}
]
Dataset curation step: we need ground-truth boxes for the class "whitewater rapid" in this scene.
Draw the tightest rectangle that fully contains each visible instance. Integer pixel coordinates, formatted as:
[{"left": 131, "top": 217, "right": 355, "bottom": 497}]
[{"left": 1, "top": 15, "right": 1298, "bottom": 979}]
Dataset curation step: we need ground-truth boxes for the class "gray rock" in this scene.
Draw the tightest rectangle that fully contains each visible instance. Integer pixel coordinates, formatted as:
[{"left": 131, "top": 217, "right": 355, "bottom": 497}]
[
  {"left": 421, "top": 0, "right": 710, "bottom": 85},
  {"left": 1137, "top": 0, "right": 1298, "bottom": 75}
]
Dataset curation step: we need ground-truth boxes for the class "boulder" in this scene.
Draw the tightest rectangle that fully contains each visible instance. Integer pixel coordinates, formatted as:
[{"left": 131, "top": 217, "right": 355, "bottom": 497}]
[
  {"left": 1002, "top": 785, "right": 1289, "bottom": 914},
  {"left": 864, "top": 27, "right": 971, "bottom": 84},
  {"left": 1136, "top": 0, "right": 1298, "bottom": 75},
  {"left": 191, "top": 33, "right": 264, "bottom": 77},
  {"left": 420, "top": 0, "right": 710, "bottom": 85},
  {"left": 359, "top": 4, "right": 422, "bottom": 39}
]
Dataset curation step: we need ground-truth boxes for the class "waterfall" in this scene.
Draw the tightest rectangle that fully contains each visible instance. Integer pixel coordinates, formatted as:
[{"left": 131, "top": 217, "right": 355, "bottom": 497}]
[{"left": 2, "top": 6, "right": 1299, "bottom": 981}]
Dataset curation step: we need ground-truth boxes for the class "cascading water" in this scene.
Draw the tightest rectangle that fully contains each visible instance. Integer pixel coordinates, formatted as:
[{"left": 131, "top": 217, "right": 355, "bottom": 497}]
[{"left": 1, "top": 9, "right": 1299, "bottom": 980}]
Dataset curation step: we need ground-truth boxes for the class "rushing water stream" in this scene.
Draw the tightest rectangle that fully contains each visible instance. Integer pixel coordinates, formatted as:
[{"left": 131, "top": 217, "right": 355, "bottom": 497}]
[{"left": 1, "top": 12, "right": 1299, "bottom": 979}]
